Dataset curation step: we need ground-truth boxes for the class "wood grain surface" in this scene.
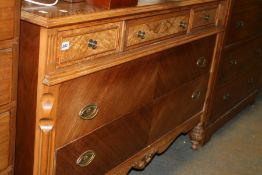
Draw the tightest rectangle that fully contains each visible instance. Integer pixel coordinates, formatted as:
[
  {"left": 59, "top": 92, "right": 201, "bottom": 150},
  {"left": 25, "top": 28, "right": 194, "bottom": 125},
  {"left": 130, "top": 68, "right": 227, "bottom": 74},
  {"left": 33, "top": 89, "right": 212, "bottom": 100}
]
[
  {"left": 126, "top": 11, "right": 190, "bottom": 47},
  {"left": 0, "top": 112, "right": 10, "bottom": 171},
  {"left": 0, "top": 1, "right": 15, "bottom": 41},
  {"left": 0, "top": 49, "right": 12, "bottom": 106}
]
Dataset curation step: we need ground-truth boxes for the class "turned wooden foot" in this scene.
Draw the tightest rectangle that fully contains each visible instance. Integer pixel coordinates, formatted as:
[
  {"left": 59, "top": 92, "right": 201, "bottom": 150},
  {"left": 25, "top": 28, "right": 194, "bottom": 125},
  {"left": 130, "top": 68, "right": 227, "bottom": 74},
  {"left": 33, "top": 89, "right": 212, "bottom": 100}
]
[{"left": 189, "top": 123, "right": 205, "bottom": 150}]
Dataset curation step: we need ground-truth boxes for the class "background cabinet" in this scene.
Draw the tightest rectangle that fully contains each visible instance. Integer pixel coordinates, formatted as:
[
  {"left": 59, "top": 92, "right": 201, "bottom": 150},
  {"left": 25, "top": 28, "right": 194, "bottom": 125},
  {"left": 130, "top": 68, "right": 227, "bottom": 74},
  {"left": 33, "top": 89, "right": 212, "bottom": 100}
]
[{"left": 0, "top": 0, "right": 20, "bottom": 174}]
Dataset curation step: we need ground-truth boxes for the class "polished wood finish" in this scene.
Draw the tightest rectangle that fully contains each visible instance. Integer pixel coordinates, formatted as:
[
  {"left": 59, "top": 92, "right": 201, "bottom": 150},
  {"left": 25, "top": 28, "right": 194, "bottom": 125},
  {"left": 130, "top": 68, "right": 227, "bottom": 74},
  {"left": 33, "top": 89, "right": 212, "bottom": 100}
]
[
  {"left": 55, "top": 53, "right": 157, "bottom": 148},
  {"left": 0, "top": 1, "right": 15, "bottom": 41},
  {"left": 0, "top": 49, "right": 12, "bottom": 106},
  {"left": 0, "top": 112, "right": 10, "bottom": 171},
  {"left": 0, "top": 0, "right": 20, "bottom": 174},
  {"left": 17, "top": 0, "right": 228, "bottom": 175},
  {"left": 150, "top": 74, "right": 209, "bottom": 142},
  {"left": 56, "top": 106, "right": 151, "bottom": 175}
]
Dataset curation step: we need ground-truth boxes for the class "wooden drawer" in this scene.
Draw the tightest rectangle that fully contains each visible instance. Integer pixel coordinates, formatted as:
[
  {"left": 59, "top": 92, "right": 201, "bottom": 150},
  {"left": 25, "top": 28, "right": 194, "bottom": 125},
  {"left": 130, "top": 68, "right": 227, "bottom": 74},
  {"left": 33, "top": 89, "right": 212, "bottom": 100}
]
[
  {"left": 226, "top": 6, "right": 262, "bottom": 45},
  {"left": 192, "top": 4, "right": 218, "bottom": 29},
  {"left": 55, "top": 55, "right": 158, "bottom": 148},
  {"left": 220, "top": 37, "right": 262, "bottom": 82},
  {"left": 125, "top": 11, "right": 190, "bottom": 48},
  {"left": 149, "top": 74, "right": 209, "bottom": 143},
  {"left": 209, "top": 69, "right": 259, "bottom": 124},
  {"left": 0, "top": 1, "right": 15, "bottom": 41},
  {"left": 0, "top": 112, "right": 10, "bottom": 171},
  {"left": 56, "top": 22, "right": 122, "bottom": 67},
  {"left": 156, "top": 35, "right": 215, "bottom": 95},
  {"left": 0, "top": 48, "right": 12, "bottom": 106},
  {"left": 55, "top": 106, "right": 151, "bottom": 175}
]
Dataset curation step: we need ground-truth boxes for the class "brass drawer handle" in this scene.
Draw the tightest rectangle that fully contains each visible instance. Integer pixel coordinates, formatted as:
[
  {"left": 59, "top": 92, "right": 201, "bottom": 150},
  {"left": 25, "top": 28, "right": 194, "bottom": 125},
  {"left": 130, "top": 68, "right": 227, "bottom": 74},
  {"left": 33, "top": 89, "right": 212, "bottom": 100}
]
[
  {"left": 79, "top": 104, "right": 99, "bottom": 120},
  {"left": 235, "top": 20, "right": 245, "bottom": 29},
  {"left": 76, "top": 150, "right": 96, "bottom": 167},
  {"left": 248, "top": 77, "right": 255, "bottom": 85},
  {"left": 88, "top": 39, "right": 98, "bottom": 49},
  {"left": 137, "top": 31, "right": 146, "bottom": 39},
  {"left": 179, "top": 21, "right": 187, "bottom": 29},
  {"left": 196, "top": 57, "right": 207, "bottom": 68},
  {"left": 202, "top": 14, "right": 210, "bottom": 21},
  {"left": 191, "top": 90, "right": 201, "bottom": 100},
  {"left": 223, "top": 93, "right": 230, "bottom": 101},
  {"left": 230, "top": 58, "right": 239, "bottom": 65}
]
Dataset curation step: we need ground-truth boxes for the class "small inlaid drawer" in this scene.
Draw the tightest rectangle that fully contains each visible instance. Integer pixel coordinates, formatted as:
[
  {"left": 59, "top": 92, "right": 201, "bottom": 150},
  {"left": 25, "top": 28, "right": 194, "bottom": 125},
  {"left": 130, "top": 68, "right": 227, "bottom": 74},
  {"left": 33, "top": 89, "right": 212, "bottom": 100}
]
[
  {"left": 55, "top": 107, "right": 151, "bottom": 175},
  {"left": 192, "top": 4, "right": 218, "bottom": 29},
  {"left": 125, "top": 11, "right": 190, "bottom": 48},
  {"left": 56, "top": 22, "right": 122, "bottom": 67},
  {"left": 0, "top": 1, "right": 15, "bottom": 41},
  {"left": 149, "top": 74, "right": 209, "bottom": 143},
  {"left": 55, "top": 55, "right": 157, "bottom": 148},
  {"left": 0, "top": 48, "right": 12, "bottom": 106},
  {"left": 0, "top": 112, "right": 10, "bottom": 171}
]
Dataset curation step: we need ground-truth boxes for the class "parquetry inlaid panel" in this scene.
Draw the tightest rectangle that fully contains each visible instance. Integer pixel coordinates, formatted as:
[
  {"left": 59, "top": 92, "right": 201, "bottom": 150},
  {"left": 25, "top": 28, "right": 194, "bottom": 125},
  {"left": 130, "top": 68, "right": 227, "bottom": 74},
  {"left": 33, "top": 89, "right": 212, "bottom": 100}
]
[
  {"left": 56, "top": 22, "right": 122, "bottom": 67},
  {"left": 0, "top": 49, "right": 12, "bottom": 106},
  {"left": 126, "top": 11, "right": 190, "bottom": 47}
]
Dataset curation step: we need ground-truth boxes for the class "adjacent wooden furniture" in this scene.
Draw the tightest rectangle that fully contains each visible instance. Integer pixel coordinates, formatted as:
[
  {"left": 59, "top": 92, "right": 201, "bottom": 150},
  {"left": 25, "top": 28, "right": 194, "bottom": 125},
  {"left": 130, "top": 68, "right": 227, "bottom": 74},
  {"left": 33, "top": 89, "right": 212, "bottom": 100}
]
[
  {"left": 0, "top": 0, "right": 20, "bottom": 174},
  {"left": 197, "top": 0, "right": 262, "bottom": 146},
  {"left": 16, "top": 0, "right": 230, "bottom": 174}
]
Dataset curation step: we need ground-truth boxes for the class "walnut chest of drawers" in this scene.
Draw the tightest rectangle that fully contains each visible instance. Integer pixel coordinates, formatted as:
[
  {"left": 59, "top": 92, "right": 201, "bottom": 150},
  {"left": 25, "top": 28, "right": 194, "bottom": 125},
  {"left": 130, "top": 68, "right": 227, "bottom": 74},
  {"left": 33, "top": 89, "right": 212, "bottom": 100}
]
[
  {"left": 16, "top": 0, "right": 229, "bottom": 174},
  {"left": 0, "top": 0, "right": 20, "bottom": 174}
]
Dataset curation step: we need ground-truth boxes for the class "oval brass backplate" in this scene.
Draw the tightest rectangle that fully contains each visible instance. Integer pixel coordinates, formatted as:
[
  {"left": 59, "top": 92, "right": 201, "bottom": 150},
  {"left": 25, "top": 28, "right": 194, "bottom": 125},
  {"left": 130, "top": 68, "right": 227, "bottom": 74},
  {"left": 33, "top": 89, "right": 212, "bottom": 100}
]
[
  {"left": 76, "top": 150, "right": 96, "bottom": 167},
  {"left": 79, "top": 104, "right": 99, "bottom": 120}
]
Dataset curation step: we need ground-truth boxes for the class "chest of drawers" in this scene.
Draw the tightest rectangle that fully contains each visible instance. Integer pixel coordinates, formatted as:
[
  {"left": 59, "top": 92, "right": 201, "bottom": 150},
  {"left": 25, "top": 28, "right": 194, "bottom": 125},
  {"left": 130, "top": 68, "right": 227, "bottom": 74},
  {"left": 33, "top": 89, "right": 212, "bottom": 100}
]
[
  {"left": 0, "top": 0, "right": 20, "bottom": 174},
  {"left": 199, "top": 0, "right": 262, "bottom": 145},
  {"left": 16, "top": 0, "right": 228, "bottom": 174}
]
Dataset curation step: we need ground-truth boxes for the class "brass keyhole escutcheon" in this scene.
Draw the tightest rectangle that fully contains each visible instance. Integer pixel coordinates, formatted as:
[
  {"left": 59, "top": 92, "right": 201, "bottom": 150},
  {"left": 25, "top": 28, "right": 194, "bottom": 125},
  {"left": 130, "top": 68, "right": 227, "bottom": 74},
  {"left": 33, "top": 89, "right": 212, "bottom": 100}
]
[
  {"left": 79, "top": 104, "right": 99, "bottom": 120},
  {"left": 202, "top": 14, "right": 210, "bottom": 21},
  {"left": 196, "top": 57, "right": 207, "bottom": 68},
  {"left": 76, "top": 150, "right": 96, "bottom": 167}
]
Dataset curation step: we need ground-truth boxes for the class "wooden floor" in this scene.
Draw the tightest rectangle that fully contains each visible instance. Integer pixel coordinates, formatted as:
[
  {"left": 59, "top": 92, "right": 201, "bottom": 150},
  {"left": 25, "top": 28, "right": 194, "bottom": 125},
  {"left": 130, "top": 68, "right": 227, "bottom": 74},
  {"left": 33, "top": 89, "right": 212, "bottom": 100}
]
[{"left": 130, "top": 90, "right": 262, "bottom": 175}]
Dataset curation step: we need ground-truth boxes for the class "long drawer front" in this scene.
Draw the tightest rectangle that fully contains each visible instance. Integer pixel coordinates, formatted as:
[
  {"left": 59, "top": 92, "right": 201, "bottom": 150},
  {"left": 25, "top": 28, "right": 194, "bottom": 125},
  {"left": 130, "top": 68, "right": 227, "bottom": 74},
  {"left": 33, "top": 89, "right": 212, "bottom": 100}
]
[
  {"left": 226, "top": 5, "right": 262, "bottom": 45},
  {"left": 0, "top": 112, "right": 10, "bottom": 171},
  {"left": 55, "top": 106, "right": 152, "bottom": 175},
  {"left": 0, "top": 48, "right": 12, "bottom": 106},
  {"left": 219, "top": 36, "right": 262, "bottom": 83},
  {"left": 149, "top": 74, "right": 209, "bottom": 142},
  {"left": 209, "top": 68, "right": 259, "bottom": 124}
]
